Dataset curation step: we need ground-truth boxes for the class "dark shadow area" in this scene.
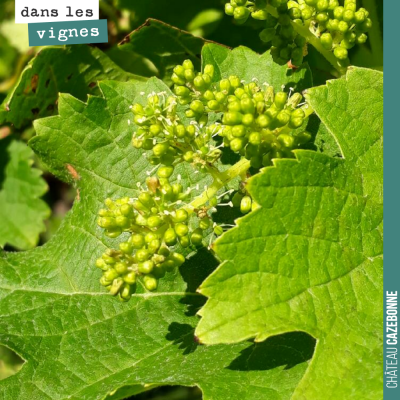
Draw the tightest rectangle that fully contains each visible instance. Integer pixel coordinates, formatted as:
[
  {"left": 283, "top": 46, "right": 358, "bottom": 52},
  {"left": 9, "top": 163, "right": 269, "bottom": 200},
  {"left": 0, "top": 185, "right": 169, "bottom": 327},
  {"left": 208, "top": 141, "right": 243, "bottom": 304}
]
[
  {"left": 0, "top": 344, "right": 24, "bottom": 380},
  {"left": 179, "top": 295, "right": 206, "bottom": 318},
  {"left": 179, "top": 248, "right": 219, "bottom": 293},
  {"left": 228, "top": 331, "right": 316, "bottom": 371},
  {"left": 0, "top": 135, "right": 12, "bottom": 191},
  {"left": 127, "top": 386, "right": 202, "bottom": 400},
  {"left": 166, "top": 322, "right": 199, "bottom": 355}
]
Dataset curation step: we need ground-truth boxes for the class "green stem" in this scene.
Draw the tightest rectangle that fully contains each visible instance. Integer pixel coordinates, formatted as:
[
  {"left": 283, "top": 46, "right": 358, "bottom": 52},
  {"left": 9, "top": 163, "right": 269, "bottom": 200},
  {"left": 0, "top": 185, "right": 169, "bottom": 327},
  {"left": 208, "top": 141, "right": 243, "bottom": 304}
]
[
  {"left": 185, "top": 158, "right": 251, "bottom": 212},
  {"left": 265, "top": 5, "right": 346, "bottom": 76}
]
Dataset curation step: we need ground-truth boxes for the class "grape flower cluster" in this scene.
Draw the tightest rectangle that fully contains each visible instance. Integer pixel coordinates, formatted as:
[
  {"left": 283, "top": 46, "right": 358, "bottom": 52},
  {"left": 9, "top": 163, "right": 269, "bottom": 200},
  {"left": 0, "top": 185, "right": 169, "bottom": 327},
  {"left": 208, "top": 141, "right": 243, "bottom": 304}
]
[
  {"left": 95, "top": 60, "right": 314, "bottom": 300},
  {"left": 225, "top": 0, "right": 371, "bottom": 68}
]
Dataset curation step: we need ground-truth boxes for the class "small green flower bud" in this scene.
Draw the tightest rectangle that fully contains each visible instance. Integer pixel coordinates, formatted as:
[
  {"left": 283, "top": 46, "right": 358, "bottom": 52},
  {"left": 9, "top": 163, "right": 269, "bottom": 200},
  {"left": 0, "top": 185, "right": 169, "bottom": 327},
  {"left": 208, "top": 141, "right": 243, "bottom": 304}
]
[
  {"left": 171, "top": 73, "right": 186, "bottom": 86},
  {"left": 214, "top": 225, "right": 224, "bottom": 236},
  {"left": 183, "top": 151, "right": 194, "bottom": 162},
  {"left": 223, "top": 111, "right": 243, "bottom": 125},
  {"left": 234, "top": 6, "right": 250, "bottom": 21},
  {"left": 98, "top": 217, "right": 114, "bottom": 229},
  {"left": 174, "top": 86, "right": 190, "bottom": 97},
  {"left": 131, "top": 103, "right": 144, "bottom": 115},
  {"left": 191, "top": 228, "right": 204, "bottom": 246},
  {"left": 356, "top": 33, "right": 368, "bottom": 44},
  {"left": 104, "top": 268, "right": 119, "bottom": 282},
  {"left": 242, "top": 114, "right": 254, "bottom": 126},
  {"left": 164, "top": 228, "right": 178, "bottom": 245},
  {"left": 232, "top": 125, "right": 247, "bottom": 138},
  {"left": 229, "top": 75, "right": 241, "bottom": 89},
  {"left": 334, "top": 46, "right": 348, "bottom": 60},
  {"left": 143, "top": 275, "right": 158, "bottom": 291},
  {"left": 190, "top": 100, "right": 205, "bottom": 114},
  {"left": 199, "top": 217, "right": 211, "bottom": 230},
  {"left": 174, "top": 209, "right": 189, "bottom": 223},
  {"left": 288, "top": 7, "right": 302, "bottom": 20},
  {"left": 316, "top": 0, "right": 329, "bottom": 11},
  {"left": 109, "top": 278, "right": 124, "bottom": 296},
  {"left": 278, "top": 133, "right": 295, "bottom": 148},
  {"left": 184, "top": 69, "right": 195, "bottom": 81},
  {"left": 157, "top": 166, "right": 174, "bottom": 179},
  {"left": 175, "top": 223, "right": 189, "bottom": 237},
  {"left": 354, "top": 10, "right": 366, "bottom": 24},
  {"left": 96, "top": 258, "right": 108, "bottom": 270},
  {"left": 301, "top": 6, "right": 313, "bottom": 20},
  {"left": 230, "top": 138, "right": 246, "bottom": 152},
  {"left": 277, "top": 110, "right": 291, "bottom": 126},
  {"left": 138, "top": 260, "right": 154, "bottom": 274},
  {"left": 170, "top": 252, "right": 186, "bottom": 267},
  {"left": 338, "top": 21, "right": 349, "bottom": 32},
  {"left": 105, "top": 229, "right": 122, "bottom": 239},
  {"left": 183, "top": 60, "right": 194, "bottom": 70},
  {"left": 320, "top": 32, "right": 333, "bottom": 50},
  {"left": 240, "top": 196, "right": 252, "bottom": 214},
  {"left": 274, "top": 92, "right": 288, "bottom": 109},
  {"left": 173, "top": 65, "right": 185, "bottom": 78},
  {"left": 119, "top": 242, "right": 133, "bottom": 254},
  {"left": 225, "top": 3, "right": 234, "bottom": 16},
  {"left": 124, "top": 271, "right": 136, "bottom": 284},
  {"left": 220, "top": 79, "right": 231, "bottom": 93},
  {"left": 115, "top": 262, "right": 128, "bottom": 275},
  {"left": 147, "top": 215, "right": 163, "bottom": 228},
  {"left": 333, "top": 6, "right": 344, "bottom": 19},
  {"left": 131, "top": 234, "right": 145, "bottom": 249},
  {"left": 120, "top": 283, "right": 132, "bottom": 301},
  {"left": 115, "top": 216, "right": 129, "bottom": 228},
  {"left": 193, "top": 76, "right": 206, "bottom": 90},
  {"left": 179, "top": 235, "right": 190, "bottom": 247},
  {"left": 256, "top": 114, "right": 272, "bottom": 128},
  {"left": 204, "top": 64, "right": 215, "bottom": 78},
  {"left": 136, "top": 249, "right": 150, "bottom": 262}
]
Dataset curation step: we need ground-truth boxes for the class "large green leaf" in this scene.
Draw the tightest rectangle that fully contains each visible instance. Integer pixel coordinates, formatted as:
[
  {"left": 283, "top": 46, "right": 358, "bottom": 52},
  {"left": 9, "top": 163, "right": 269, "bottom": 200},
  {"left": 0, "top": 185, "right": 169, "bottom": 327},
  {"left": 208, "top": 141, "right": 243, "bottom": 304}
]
[
  {"left": 196, "top": 67, "right": 383, "bottom": 399},
  {"left": 0, "top": 46, "right": 315, "bottom": 398},
  {"left": 0, "top": 45, "right": 142, "bottom": 129},
  {"left": 0, "top": 136, "right": 50, "bottom": 250}
]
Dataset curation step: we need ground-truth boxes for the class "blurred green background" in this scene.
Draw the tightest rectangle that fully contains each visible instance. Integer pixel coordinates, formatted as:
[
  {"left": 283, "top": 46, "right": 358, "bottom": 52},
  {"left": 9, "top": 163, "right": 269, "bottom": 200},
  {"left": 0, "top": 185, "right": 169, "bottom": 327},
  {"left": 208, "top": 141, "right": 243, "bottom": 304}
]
[{"left": 0, "top": 1, "right": 383, "bottom": 399}]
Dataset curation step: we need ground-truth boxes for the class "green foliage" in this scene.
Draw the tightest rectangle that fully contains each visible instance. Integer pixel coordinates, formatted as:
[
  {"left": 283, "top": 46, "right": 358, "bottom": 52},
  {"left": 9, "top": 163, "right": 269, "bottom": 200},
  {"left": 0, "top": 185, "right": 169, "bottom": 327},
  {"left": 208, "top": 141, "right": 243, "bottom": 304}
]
[
  {"left": 118, "top": 19, "right": 210, "bottom": 84},
  {"left": 0, "top": 45, "right": 142, "bottom": 129},
  {"left": 0, "top": 136, "right": 50, "bottom": 249},
  {"left": 196, "top": 67, "right": 383, "bottom": 399},
  {"left": 0, "top": 2, "right": 383, "bottom": 399},
  {"left": 0, "top": 50, "right": 317, "bottom": 399}
]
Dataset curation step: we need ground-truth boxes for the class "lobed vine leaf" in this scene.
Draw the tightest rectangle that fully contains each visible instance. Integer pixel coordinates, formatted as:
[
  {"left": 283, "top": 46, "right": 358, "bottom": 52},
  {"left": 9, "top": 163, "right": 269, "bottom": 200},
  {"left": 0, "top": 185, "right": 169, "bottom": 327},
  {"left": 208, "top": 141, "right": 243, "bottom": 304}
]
[
  {"left": 0, "top": 136, "right": 50, "bottom": 250},
  {"left": 0, "top": 45, "right": 143, "bottom": 130},
  {"left": 196, "top": 67, "right": 383, "bottom": 399},
  {"left": 0, "top": 46, "right": 316, "bottom": 399}
]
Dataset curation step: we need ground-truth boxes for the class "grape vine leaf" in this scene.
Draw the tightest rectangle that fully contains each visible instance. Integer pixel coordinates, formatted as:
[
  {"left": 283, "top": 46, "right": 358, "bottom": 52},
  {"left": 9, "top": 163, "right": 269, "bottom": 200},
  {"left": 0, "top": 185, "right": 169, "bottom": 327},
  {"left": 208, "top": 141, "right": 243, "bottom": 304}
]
[
  {"left": 0, "top": 136, "right": 50, "bottom": 250},
  {"left": 0, "top": 45, "right": 143, "bottom": 129},
  {"left": 196, "top": 67, "right": 383, "bottom": 399},
  {"left": 201, "top": 43, "right": 312, "bottom": 92},
  {"left": 118, "top": 19, "right": 211, "bottom": 84},
  {"left": 0, "top": 47, "right": 315, "bottom": 400}
]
